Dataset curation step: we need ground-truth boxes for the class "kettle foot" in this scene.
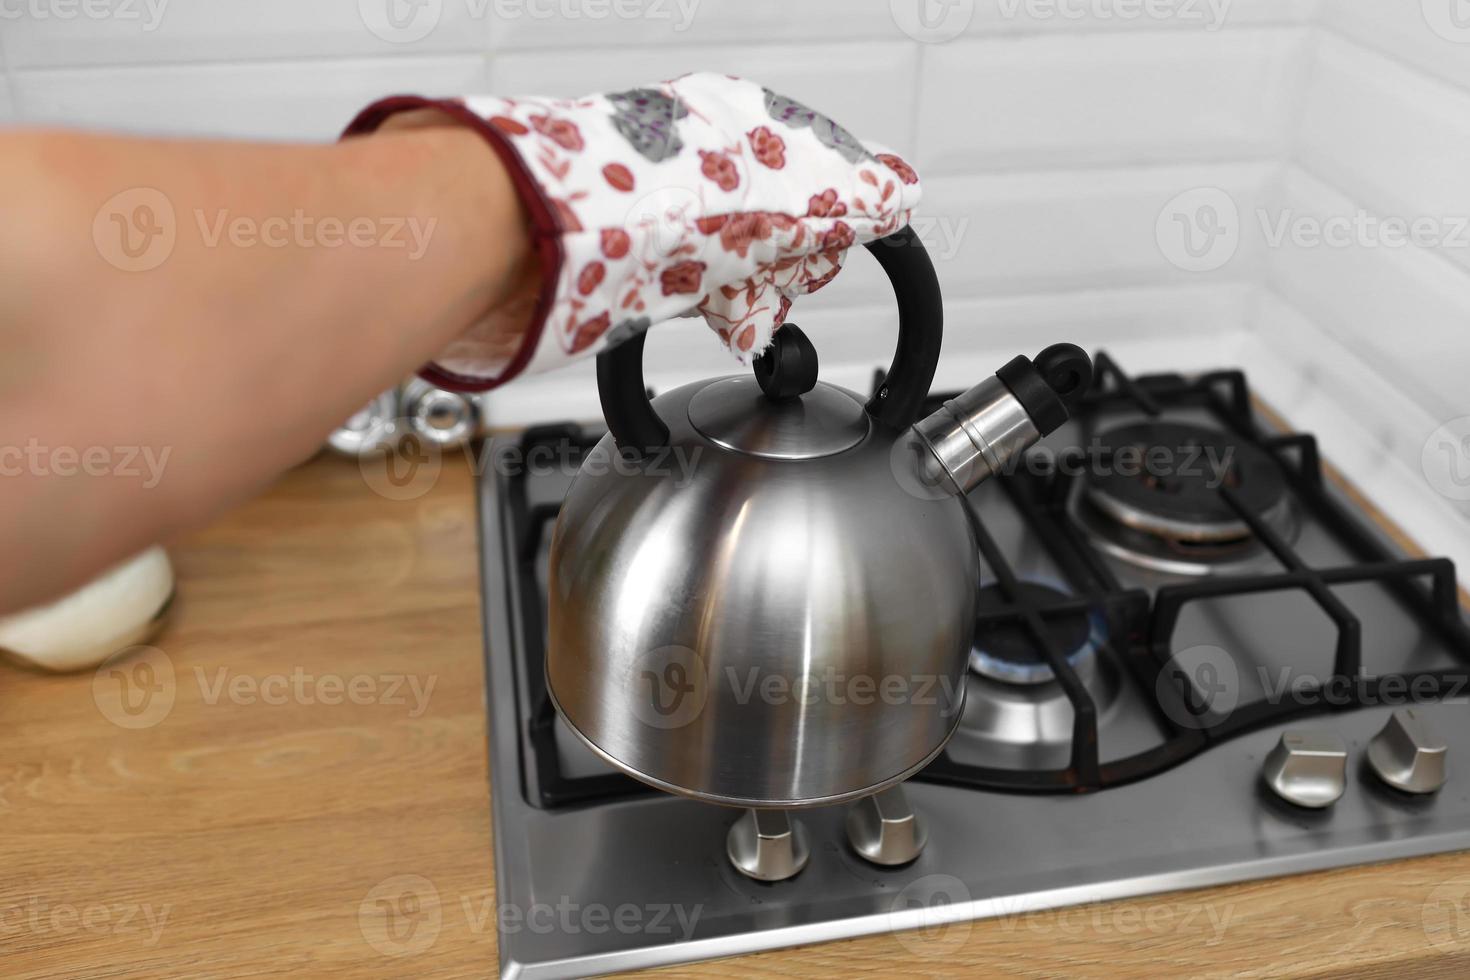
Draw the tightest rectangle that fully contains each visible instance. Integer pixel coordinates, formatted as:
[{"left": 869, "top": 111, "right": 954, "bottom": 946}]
[
  {"left": 726, "top": 809, "right": 810, "bottom": 882},
  {"left": 846, "top": 784, "right": 927, "bottom": 866}
]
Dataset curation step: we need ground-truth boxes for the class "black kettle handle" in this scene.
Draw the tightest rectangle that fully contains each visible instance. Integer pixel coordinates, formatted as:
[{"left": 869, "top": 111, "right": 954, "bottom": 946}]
[{"left": 596, "top": 225, "right": 943, "bottom": 454}]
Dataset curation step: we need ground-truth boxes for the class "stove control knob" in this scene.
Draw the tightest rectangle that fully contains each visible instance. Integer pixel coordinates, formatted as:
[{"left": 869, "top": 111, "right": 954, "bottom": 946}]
[
  {"left": 1367, "top": 709, "right": 1447, "bottom": 795},
  {"left": 846, "top": 784, "right": 927, "bottom": 866},
  {"left": 727, "top": 809, "right": 809, "bottom": 882},
  {"left": 1263, "top": 732, "right": 1347, "bottom": 809}
]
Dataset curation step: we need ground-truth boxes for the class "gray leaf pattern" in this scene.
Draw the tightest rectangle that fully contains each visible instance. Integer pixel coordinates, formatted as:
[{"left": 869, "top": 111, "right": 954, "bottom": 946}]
[
  {"left": 762, "top": 89, "right": 872, "bottom": 164},
  {"left": 607, "top": 88, "right": 688, "bottom": 163}
]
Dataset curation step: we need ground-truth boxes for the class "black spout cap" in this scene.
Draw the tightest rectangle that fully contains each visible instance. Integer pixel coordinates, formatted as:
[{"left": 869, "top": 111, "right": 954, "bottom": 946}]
[{"left": 996, "top": 344, "right": 1094, "bottom": 436}]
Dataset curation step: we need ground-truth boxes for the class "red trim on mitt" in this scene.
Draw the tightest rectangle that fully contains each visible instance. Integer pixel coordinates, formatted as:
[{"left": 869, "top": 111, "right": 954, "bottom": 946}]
[{"left": 342, "top": 95, "right": 565, "bottom": 394}]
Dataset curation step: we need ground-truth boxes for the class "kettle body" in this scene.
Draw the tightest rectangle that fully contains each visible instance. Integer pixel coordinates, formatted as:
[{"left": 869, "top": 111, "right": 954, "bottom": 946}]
[
  {"left": 545, "top": 227, "right": 1091, "bottom": 808},
  {"left": 547, "top": 376, "right": 979, "bottom": 807}
]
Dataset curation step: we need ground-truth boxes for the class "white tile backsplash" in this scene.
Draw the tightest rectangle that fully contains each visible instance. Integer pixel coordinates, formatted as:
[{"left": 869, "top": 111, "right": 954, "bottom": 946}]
[
  {"left": 2, "top": 1, "right": 489, "bottom": 68},
  {"left": 919, "top": 163, "right": 1275, "bottom": 296},
  {"left": 13, "top": 56, "right": 490, "bottom": 140},
  {"left": 963, "top": 0, "right": 1321, "bottom": 34},
  {"left": 488, "top": 41, "right": 920, "bottom": 154},
  {"left": 916, "top": 30, "right": 1309, "bottom": 174},
  {"left": 488, "top": 0, "right": 900, "bottom": 48},
  {"left": 1320, "top": 0, "right": 1470, "bottom": 92},
  {"left": 1296, "top": 35, "right": 1470, "bottom": 274},
  {"left": 1268, "top": 167, "right": 1470, "bottom": 424}
]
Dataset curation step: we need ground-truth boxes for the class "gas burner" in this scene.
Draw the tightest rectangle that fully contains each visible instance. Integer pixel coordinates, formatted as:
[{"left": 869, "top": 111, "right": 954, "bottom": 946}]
[
  {"left": 969, "top": 582, "right": 1099, "bottom": 686},
  {"left": 1074, "top": 421, "right": 1296, "bottom": 576},
  {"left": 956, "top": 583, "right": 1120, "bottom": 762}
]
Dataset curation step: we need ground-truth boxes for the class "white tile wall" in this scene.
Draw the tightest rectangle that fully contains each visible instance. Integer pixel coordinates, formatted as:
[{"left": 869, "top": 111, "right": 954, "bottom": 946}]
[
  {"left": 1, "top": 1, "right": 489, "bottom": 68},
  {"left": 1267, "top": 167, "right": 1470, "bottom": 425},
  {"left": 1295, "top": 34, "right": 1470, "bottom": 274},
  {"left": 488, "top": 0, "right": 899, "bottom": 48},
  {"left": 962, "top": 0, "right": 1321, "bottom": 34},
  {"left": 1320, "top": 0, "right": 1470, "bottom": 92},
  {"left": 916, "top": 30, "right": 1309, "bottom": 174},
  {"left": 919, "top": 163, "right": 1275, "bottom": 294},
  {"left": 13, "top": 56, "right": 491, "bottom": 140},
  {"left": 487, "top": 41, "right": 920, "bottom": 154}
]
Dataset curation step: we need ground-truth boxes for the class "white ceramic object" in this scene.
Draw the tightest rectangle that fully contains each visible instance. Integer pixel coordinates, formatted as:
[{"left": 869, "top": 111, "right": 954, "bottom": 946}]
[{"left": 0, "top": 547, "right": 175, "bottom": 673}]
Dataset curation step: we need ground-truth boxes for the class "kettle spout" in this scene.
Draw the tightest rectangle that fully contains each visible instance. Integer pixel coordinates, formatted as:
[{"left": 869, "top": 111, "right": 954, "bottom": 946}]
[{"left": 909, "top": 344, "right": 1093, "bottom": 496}]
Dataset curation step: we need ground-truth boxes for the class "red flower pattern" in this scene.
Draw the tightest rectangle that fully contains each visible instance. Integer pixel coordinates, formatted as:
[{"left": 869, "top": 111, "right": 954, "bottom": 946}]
[
  {"left": 401, "top": 79, "right": 919, "bottom": 373},
  {"left": 877, "top": 153, "right": 919, "bottom": 185},
  {"left": 806, "top": 189, "right": 847, "bottom": 218},
  {"left": 531, "top": 114, "right": 584, "bottom": 152},
  {"left": 747, "top": 126, "right": 786, "bottom": 169},
  {"left": 602, "top": 163, "right": 635, "bottom": 192},
  {"left": 549, "top": 198, "right": 583, "bottom": 232},
  {"left": 490, "top": 115, "right": 529, "bottom": 136},
  {"left": 719, "top": 212, "right": 774, "bottom": 258},
  {"left": 699, "top": 150, "right": 740, "bottom": 192},
  {"left": 820, "top": 221, "right": 855, "bottom": 253},
  {"left": 600, "top": 228, "right": 631, "bottom": 259},
  {"left": 661, "top": 261, "right": 706, "bottom": 296},
  {"left": 578, "top": 261, "right": 606, "bottom": 296},
  {"left": 570, "top": 312, "right": 610, "bottom": 353}
]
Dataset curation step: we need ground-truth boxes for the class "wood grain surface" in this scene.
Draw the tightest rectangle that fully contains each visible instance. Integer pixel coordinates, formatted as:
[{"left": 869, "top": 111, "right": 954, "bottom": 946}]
[{"left": 2, "top": 452, "right": 1469, "bottom": 979}]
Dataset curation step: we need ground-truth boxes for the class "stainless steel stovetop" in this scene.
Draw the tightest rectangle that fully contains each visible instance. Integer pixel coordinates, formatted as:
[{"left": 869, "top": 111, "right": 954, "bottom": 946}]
[{"left": 476, "top": 353, "right": 1470, "bottom": 979}]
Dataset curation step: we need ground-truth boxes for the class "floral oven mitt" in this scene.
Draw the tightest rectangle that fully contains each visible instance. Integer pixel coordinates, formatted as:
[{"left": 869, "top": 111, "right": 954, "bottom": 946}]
[{"left": 345, "top": 72, "right": 921, "bottom": 392}]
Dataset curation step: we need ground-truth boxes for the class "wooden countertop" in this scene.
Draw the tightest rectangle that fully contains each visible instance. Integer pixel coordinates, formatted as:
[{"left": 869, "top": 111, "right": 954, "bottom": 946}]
[{"left": 3, "top": 453, "right": 1470, "bottom": 979}]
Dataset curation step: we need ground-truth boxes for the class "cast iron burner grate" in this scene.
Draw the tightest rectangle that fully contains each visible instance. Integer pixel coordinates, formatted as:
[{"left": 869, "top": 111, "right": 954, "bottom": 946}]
[{"left": 501, "top": 354, "right": 1470, "bottom": 807}]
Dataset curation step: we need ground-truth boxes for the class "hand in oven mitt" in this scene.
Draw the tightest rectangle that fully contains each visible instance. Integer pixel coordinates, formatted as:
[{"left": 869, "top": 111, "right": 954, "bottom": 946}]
[{"left": 343, "top": 72, "right": 922, "bottom": 392}]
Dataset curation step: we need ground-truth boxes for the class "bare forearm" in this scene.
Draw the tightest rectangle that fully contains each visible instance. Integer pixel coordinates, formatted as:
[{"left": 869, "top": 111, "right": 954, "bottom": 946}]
[{"left": 0, "top": 126, "right": 530, "bottom": 612}]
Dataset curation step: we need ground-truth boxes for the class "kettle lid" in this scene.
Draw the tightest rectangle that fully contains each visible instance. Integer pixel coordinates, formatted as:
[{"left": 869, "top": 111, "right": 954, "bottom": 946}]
[{"left": 687, "top": 376, "right": 869, "bottom": 460}]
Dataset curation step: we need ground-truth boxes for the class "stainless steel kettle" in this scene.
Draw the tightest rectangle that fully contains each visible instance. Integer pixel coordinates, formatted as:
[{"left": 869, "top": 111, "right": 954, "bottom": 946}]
[{"left": 547, "top": 226, "right": 1092, "bottom": 808}]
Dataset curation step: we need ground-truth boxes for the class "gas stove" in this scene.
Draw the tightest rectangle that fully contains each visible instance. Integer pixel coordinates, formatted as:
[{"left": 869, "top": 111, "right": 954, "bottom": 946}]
[{"left": 476, "top": 353, "right": 1470, "bottom": 979}]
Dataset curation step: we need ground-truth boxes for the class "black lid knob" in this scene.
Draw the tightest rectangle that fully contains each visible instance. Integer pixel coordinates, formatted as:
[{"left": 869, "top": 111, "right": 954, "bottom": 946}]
[{"left": 753, "top": 324, "right": 819, "bottom": 401}]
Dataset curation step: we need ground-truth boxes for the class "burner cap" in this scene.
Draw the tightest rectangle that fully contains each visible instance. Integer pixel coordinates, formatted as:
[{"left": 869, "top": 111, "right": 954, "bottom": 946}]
[
  {"left": 970, "top": 583, "right": 1098, "bottom": 686},
  {"left": 1086, "top": 422, "right": 1285, "bottom": 543}
]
